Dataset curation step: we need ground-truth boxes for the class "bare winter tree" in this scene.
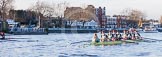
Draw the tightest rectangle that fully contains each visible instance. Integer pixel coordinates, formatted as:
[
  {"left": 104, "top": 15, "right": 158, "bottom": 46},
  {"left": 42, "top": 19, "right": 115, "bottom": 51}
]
[
  {"left": 29, "top": 1, "right": 54, "bottom": 18},
  {"left": 52, "top": 1, "right": 69, "bottom": 17},
  {"left": 130, "top": 10, "right": 146, "bottom": 20},
  {"left": 28, "top": 1, "right": 69, "bottom": 28},
  {"left": 0, "top": 0, "right": 14, "bottom": 21},
  {"left": 29, "top": 1, "right": 69, "bottom": 18},
  {"left": 28, "top": 1, "right": 55, "bottom": 28},
  {"left": 121, "top": 8, "right": 146, "bottom": 28},
  {"left": 121, "top": 8, "right": 146, "bottom": 20}
]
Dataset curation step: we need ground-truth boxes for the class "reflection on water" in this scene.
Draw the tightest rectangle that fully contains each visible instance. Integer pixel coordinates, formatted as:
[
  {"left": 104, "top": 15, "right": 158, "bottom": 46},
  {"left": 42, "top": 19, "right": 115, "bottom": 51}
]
[
  {"left": 0, "top": 33, "right": 162, "bottom": 57},
  {"left": 131, "top": 52, "right": 151, "bottom": 56}
]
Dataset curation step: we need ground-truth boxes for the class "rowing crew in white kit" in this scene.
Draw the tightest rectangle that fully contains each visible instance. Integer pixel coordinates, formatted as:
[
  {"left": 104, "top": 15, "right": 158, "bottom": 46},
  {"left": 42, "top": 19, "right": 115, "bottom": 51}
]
[{"left": 92, "top": 28, "right": 142, "bottom": 42}]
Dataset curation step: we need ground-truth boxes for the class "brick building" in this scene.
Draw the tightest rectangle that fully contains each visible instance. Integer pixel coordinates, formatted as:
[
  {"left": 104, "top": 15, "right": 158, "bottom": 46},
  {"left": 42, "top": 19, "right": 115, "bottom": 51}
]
[
  {"left": 95, "top": 7, "right": 106, "bottom": 29},
  {"left": 64, "top": 5, "right": 96, "bottom": 21}
]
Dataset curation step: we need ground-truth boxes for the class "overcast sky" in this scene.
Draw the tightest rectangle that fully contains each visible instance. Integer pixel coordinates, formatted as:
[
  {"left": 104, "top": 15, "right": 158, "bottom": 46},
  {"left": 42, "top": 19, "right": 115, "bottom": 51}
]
[{"left": 14, "top": 0, "right": 162, "bottom": 20}]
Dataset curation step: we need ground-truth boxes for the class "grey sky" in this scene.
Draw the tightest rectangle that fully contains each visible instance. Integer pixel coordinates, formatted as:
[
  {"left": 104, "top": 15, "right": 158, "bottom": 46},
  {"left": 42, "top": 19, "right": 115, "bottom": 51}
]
[{"left": 14, "top": 0, "right": 162, "bottom": 20}]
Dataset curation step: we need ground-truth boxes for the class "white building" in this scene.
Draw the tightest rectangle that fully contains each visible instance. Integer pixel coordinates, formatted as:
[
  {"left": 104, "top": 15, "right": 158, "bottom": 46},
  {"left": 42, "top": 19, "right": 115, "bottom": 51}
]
[
  {"left": 106, "top": 16, "right": 127, "bottom": 29},
  {"left": 6, "top": 19, "right": 20, "bottom": 28},
  {"left": 69, "top": 20, "right": 98, "bottom": 29},
  {"left": 84, "top": 20, "right": 98, "bottom": 29},
  {"left": 71, "top": 20, "right": 83, "bottom": 28},
  {"left": 106, "top": 16, "right": 117, "bottom": 28}
]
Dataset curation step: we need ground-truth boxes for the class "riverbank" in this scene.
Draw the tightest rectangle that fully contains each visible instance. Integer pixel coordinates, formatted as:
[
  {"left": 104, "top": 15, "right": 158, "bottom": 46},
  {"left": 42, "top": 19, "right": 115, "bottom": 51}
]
[{"left": 48, "top": 28, "right": 128, "bottom": 33}]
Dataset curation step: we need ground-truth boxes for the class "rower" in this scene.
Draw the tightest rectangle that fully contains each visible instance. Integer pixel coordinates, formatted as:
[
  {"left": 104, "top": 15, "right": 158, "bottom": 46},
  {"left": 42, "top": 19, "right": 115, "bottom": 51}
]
[
  {"left": 107, "top": 31, "right": 112, "bottom": 41},
  {"left": 100, "top": 31, "right": 106, "bottom": 42},
  {"left": 92, "top": 33, "right": 100, "bottom": 42},
  {"left": 111, "top": 30, "right": 116, "bottom": 41},
  {"left": 131, "top": 32, "right": 136, "bottom": 40},
  {"left": 122, "top": 30, "right": 128, "bottom": 40},
  {"left": 105, "top": 35, "right": 110, "bottom": 41},
  {"left": 116, "top": 31, "right": 122, "bottom": 40},
  {"left": 134, "top": 31, "right": 142, "bottom": 39},
  {"left": 127, "top": 31, "right": 132, "bottom": 40},
  {"left": 0, "top": 32, "right": 5, "bottom": 39}
]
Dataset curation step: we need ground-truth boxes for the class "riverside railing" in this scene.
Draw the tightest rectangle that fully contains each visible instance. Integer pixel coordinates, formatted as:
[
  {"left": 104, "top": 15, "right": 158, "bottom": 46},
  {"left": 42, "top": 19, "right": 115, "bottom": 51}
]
[
  {"left": 48, "top": 28, "right": 98, "bottom": 30},
  {"left": 11, "top": 28, "right": 46, "bottom": 32}
]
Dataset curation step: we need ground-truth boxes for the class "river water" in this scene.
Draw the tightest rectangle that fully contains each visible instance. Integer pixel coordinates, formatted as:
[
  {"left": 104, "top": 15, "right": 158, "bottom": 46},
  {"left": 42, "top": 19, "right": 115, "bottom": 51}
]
[{"left": 0, "top": 33, "right": 162, "bottom": 57}]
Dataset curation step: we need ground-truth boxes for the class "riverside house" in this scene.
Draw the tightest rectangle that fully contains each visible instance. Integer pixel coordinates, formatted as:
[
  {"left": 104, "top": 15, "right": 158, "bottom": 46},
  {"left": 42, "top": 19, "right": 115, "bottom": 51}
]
[
  {"left": 6, "top": 19, "right": 20, "bottom": 33},
  {"left": 69, "top": 20, "right": 98, "bottom": 29},
  {"left": 106, "top": 15, "right": 127, "bottom": 29},
  {"left": 48, "top": 20, "right": 98, "bottom": 33},
  {"left": 84, "top": 20, "right": 98, "bottom": 29}
]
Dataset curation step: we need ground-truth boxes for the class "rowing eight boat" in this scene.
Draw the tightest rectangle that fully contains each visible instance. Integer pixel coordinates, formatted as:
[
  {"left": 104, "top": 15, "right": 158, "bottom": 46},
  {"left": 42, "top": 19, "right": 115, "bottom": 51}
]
[{"left": 91, "top": 39, "right": 143, "bottom": 45}]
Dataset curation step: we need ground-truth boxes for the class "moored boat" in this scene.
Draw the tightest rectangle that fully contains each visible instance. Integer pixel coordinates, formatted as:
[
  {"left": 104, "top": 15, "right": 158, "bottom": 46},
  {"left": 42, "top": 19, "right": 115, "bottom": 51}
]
[
  {"left": 136, "top": 28, "right": 143, "bottom": 33},
  {"left": 143, "top": 26, "right": 158, "bottom": 33}
]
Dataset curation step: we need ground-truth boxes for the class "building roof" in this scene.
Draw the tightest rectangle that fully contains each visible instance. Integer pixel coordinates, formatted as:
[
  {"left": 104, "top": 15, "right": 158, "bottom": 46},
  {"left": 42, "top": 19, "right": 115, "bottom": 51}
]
[{"left": 6, "top": 19, "right": 19, "bottom": 25}]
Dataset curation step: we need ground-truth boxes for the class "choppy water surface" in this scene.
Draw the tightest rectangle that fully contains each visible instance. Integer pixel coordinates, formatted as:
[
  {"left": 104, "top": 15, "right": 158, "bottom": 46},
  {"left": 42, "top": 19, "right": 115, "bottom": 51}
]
[{"left": 0, "top": 33, "right": 162, "bottom": 57}]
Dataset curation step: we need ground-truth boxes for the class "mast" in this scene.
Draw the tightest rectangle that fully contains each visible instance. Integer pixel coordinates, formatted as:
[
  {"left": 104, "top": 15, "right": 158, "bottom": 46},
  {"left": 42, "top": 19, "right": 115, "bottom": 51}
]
[
  {"left": 39, "top": 16, "right": 41, "bottom": 28},
  {"left": 138, "top": 19, "right": 143, "bottom": 28}
]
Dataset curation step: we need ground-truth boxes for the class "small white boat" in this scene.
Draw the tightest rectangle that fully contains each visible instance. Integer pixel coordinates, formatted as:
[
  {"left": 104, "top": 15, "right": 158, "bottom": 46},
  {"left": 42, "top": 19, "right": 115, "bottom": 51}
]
[
  {"left": 143, "top": 26, "right": 158, "bottom": 33},
  {"left": 136, "top": 28, "right": 143, "bottom": 33}
]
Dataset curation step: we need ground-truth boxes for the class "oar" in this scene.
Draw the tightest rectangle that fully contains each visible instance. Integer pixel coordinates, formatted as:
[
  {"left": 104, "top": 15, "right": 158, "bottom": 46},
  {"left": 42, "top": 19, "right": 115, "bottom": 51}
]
[
  {"left": 1, "top": 37, "right": 30, "bottom": 39},
  {"left": 143, "top": 38, "right": 162, "bottom": 41},
  {"left": 70, "top": 40, "right": 92, "bottom": 44},
  {"left": 0, "top": 37, "right": 30, "bottom": 40},
  {"left": 141, "top": 37, "right": 162, "bottom": 42}
]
